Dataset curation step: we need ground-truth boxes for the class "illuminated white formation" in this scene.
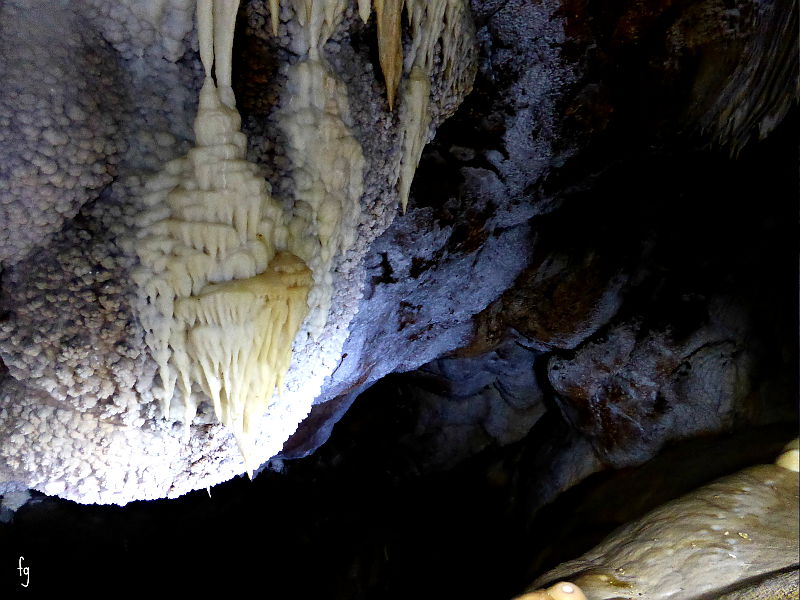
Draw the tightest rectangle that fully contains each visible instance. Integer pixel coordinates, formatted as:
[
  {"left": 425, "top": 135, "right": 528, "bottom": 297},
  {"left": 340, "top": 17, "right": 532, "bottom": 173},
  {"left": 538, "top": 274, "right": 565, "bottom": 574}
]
[
  {"left": 132, "top": 0, "right": 475, "bottom": 475},
  {"left": 268, "top": 0, "right": 475, "bottom": 211},
  {"left": 275, "top": 0, "right": 365, "bottom": 335},
  {"left": 134, "top": 0, "right": 312, "bottom": 471}
]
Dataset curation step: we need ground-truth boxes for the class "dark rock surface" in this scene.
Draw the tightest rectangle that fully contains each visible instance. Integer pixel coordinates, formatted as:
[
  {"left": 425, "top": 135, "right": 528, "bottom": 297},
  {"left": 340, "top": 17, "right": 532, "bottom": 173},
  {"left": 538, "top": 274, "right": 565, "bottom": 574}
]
[{"left": 287, "top": 0, "right": 798, "bottom": 483}]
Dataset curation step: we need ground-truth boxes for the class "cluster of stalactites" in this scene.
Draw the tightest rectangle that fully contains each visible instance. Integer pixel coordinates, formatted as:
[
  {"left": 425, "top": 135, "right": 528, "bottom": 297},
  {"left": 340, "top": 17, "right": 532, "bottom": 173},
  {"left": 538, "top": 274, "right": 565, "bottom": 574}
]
[
  {"left": 134, "top": 0, "right": 475, "bottom": 473},
  {"left": 134, "top": 0, "right": 312, "bottom": 474},
  {"left": 266, "top": 0, "right": 474, "bottom": 212},
  {"left": 266, "top": 0, "right": 470, "bottom": 105}
]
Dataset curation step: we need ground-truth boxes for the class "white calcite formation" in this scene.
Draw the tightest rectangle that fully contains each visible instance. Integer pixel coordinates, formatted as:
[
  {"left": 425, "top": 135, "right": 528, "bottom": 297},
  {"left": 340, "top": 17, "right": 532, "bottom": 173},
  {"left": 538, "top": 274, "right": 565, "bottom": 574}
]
[
  {"left": 397, "top": 0, "right": 475, "bottom": 211},
  {"left": 522, "top": 445, "right": 800, "bottom": 600},
  {"left": 344, "top": 0, "right": 476, "bottom": 211},
  {"left": 267, "top": 0, "right": 475, "bottom": 211},
  {"left": 0, "top": 0, "right": 477, "bottom": 503},
  {"left": 275, "top": 0, "right": 366, "bottom": 336},
  {"left": 134, "top": 0, "right": 476, "bottom": 471},
  {"left": 134, "top": 0, "right": 314, "bottom": 472}
]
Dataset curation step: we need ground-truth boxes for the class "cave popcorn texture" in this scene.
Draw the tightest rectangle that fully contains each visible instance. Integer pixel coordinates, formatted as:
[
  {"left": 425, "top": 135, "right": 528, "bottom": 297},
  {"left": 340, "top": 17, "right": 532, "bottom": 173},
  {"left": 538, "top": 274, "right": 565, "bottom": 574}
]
[{"left": 0, "top": 0, "right": 477, "bottom": 503}]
